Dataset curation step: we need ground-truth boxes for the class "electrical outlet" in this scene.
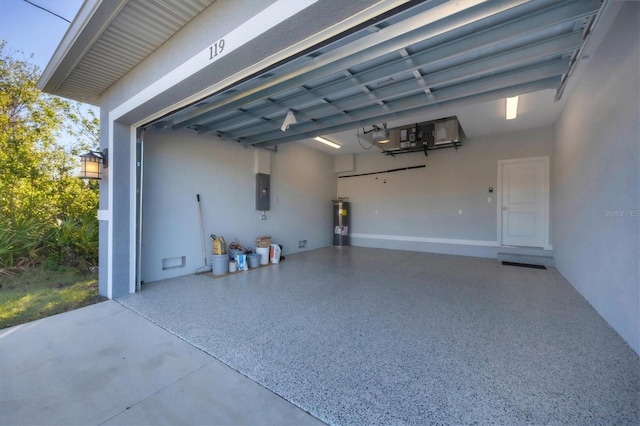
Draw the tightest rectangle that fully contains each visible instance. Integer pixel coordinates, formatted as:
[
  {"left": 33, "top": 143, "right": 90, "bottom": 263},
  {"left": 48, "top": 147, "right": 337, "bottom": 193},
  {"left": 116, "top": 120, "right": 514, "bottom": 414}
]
[{"left": 298, "top": 240, "right": 308, "bottom": 248}]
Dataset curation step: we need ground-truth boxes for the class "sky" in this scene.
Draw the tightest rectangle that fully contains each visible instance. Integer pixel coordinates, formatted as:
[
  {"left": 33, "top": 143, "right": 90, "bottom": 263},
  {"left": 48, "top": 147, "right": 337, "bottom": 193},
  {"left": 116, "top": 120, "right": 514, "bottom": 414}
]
[
  {"left": 0, "top": 0, "right": 97, "bottom": 149},
  {"left": 0, "top": 0, "right": 84, "bottom": 70}
]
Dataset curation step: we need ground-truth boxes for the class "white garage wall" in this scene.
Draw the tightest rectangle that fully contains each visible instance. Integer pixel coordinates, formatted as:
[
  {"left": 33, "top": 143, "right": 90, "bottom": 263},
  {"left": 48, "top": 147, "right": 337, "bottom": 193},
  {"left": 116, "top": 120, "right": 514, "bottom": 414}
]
[
  {"left": 552, "top": 3, "right": 639, "bottom": 355},
  {"left": 337, "top": 127, "right": 553, "bottom": 257},
  {"left": 141, "top": 129, "right": 335, "bottom": 283}
]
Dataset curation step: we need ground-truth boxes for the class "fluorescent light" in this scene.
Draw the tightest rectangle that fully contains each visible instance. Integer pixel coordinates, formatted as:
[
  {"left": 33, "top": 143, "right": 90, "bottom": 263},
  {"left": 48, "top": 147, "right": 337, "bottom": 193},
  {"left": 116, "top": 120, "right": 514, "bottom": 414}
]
[
  {"left": 314, "top": 137, "right": 341, "bottom": 149},
  {"left": 506, "top": 96, "right": 519, "bottom": 120}
]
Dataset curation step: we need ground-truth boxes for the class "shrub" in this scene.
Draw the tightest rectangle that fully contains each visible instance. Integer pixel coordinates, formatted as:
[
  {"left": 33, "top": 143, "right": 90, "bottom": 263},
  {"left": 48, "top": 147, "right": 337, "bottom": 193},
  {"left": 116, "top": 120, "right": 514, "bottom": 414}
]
[
  {"left": 0, "top": 217, "right": 47, "bottom": 269},
  {"left": 52, "top": 212, "right": 99, "bottom": 268}
]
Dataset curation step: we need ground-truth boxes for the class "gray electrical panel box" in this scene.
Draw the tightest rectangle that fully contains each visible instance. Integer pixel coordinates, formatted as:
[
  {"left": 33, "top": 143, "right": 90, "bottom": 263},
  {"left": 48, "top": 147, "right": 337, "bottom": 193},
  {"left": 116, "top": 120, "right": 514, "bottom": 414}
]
[{"left": 255, "top": 173, "right": 270, "bottom": 211}]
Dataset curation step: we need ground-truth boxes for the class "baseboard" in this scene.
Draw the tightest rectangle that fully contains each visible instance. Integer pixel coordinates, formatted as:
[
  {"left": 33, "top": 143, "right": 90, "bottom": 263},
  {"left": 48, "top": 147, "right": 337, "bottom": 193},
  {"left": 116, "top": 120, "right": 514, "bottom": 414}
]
[
  {"left": 350, "top": 234, "right": 500, "bottom": 258},
  {"left": 350, "top": 233, "right": 497, "bottom": 247}
]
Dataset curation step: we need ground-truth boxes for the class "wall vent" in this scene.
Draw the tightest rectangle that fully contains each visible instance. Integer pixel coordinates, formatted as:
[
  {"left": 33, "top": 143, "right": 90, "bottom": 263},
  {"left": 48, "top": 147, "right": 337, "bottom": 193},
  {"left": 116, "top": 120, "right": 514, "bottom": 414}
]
[{"left": 162, "top": 256, "right": 186, "bottom": 270}]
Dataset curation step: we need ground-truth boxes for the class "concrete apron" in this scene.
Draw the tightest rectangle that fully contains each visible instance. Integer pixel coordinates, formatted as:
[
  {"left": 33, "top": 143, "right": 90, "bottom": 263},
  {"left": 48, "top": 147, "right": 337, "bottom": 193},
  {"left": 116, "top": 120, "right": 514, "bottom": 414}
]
[{"left": 0, "top": 301, "right": 323, "bottom": 425}]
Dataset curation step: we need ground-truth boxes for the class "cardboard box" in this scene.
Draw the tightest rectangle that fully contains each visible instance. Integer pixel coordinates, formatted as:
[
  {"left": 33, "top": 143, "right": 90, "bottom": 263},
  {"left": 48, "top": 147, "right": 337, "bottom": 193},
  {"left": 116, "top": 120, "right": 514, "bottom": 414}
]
[{"left": 256, "top": 236, "right": 272, "bottom": 248}]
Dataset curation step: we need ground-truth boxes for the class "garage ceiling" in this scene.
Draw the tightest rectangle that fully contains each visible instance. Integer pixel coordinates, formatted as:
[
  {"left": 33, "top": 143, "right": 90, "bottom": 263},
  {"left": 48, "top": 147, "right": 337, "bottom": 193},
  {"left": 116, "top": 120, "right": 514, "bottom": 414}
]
[{"left": 156, "top": 0, "right": 603, "bottom": 151}]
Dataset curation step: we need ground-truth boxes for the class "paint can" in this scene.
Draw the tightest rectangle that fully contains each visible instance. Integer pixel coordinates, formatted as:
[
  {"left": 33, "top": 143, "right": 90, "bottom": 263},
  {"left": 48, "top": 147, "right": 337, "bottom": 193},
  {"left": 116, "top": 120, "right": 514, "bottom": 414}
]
[{"left": 229, "top": 260, "right": 237, "bottom": 273}]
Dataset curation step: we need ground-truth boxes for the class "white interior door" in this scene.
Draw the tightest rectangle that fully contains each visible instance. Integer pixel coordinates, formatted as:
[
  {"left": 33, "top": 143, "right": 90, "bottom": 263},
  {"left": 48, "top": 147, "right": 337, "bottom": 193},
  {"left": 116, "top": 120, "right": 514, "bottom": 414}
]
[{"left": 499, "top": 157, "right": 549, "bottom": 248}]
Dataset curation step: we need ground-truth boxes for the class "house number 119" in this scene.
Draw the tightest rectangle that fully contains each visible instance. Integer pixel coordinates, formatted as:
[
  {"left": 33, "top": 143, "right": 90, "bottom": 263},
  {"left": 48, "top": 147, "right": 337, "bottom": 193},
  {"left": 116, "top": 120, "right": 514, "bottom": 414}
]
[{"left": 209, "top": 39, "right": 225, "bottom": 60}]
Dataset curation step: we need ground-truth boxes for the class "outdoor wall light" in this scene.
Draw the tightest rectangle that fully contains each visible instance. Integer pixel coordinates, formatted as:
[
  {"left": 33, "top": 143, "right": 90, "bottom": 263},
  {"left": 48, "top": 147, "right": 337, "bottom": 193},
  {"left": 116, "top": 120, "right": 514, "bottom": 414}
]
[{"left": 79, "top": 148, "right": 108, "bottom": 180}]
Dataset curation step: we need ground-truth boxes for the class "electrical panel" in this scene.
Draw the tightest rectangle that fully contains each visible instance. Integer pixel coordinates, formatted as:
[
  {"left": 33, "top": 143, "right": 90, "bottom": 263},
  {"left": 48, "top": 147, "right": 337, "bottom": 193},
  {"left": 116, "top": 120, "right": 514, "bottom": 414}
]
[{"left": 255, "top": 173, "right": 270, "bottom": 211}]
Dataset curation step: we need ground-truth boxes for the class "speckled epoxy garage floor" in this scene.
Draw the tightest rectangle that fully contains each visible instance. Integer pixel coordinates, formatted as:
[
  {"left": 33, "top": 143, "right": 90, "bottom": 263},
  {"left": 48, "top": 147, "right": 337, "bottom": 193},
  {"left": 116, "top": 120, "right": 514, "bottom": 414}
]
[{"left": 119, "top": 247, "right": 639, "bottom": 425}]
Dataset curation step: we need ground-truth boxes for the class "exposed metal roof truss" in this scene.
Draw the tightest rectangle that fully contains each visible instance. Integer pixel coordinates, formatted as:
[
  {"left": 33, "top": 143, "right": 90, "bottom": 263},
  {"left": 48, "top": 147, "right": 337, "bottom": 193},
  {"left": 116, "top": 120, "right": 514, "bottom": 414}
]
[{"left": 159, "top": 0, "right": 602, "bottom": 148}]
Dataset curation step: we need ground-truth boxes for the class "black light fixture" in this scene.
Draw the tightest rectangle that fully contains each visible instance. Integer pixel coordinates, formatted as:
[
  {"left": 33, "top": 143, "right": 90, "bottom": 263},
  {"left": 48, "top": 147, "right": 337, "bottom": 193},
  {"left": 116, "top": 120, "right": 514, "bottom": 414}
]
[{"left": 79, "top": 148, "right": 108, "bottom": 180}]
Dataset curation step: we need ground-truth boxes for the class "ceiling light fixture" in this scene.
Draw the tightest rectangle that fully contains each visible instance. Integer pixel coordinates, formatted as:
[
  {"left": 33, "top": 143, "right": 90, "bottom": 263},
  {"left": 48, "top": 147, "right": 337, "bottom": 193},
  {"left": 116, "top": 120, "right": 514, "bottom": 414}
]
[
  {"left": 362, "top": 123, "right": 390, "bottom": 143},
  {"left": 314, "top": 137, "right": 341, "bottom": 149},
  {"left": 506, "top": 96, "right": 519, "bottom": 120},
  {"left": 373, "top": 126, "right": 390, "bottom": 144}
]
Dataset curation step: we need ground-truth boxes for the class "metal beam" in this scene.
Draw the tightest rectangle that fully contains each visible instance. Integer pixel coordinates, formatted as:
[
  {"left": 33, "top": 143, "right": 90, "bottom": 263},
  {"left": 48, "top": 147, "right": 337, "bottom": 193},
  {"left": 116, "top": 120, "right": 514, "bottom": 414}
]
[
  {"left": 171, "top": 0, "right": 539, "bottom": 130},
  {"left": 185, "top": 0, "right": 597, "bottom": 133},
  {"left": 252, "top": 78, "right": 559, "bottom": 147},
  {"left": 217, "top": 39, "right": 575, "bottom": 141},
  {"left": 197, "top": 27, "right": 583, "bottom": 137},
  {"left": 243, "top": 59, "right": 568, "bottom": 145}
]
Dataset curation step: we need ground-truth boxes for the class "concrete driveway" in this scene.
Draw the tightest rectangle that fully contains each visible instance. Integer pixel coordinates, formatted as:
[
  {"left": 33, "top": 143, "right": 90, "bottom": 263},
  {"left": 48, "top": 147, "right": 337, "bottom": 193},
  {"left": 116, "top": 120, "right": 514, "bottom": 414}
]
[{"left": 0, "top": 301, "right": 323, "bottom": 425}]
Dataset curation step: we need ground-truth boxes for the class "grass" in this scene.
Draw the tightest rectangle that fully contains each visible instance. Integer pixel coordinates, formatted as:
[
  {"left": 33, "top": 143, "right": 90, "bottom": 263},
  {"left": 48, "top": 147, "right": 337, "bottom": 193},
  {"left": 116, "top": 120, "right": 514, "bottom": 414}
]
[{"left": 0, "top": 267, "right": 106, "bottom": 329}]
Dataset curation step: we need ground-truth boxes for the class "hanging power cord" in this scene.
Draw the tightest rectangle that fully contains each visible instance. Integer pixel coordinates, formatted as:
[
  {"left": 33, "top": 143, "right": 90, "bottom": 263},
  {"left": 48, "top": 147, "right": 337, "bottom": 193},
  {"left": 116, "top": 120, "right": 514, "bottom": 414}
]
[
  {"left": 356, "top": 127, "right": 375, "bottom": 150},
  {"left": 23, "top": 0, "right": 71, "bottom": 23}
]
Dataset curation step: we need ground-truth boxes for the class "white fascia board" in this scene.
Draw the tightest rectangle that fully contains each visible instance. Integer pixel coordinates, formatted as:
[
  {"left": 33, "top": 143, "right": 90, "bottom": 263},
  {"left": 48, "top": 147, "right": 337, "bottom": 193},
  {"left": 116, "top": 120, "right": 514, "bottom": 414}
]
[{"left": 37, "top": 0, "right": 127, "bottom": 98}]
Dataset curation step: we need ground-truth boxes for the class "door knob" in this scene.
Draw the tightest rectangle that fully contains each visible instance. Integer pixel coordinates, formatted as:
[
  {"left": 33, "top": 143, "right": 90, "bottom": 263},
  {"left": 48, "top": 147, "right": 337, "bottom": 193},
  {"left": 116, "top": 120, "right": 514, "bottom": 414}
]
[{"left": 503, "top": 206, "right": 510, "bottom": 210}]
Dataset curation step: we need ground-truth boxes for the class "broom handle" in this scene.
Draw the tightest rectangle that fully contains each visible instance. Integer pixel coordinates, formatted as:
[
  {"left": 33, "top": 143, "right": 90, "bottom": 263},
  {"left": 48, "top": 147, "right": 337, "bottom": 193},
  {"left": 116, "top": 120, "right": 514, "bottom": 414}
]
[{"left": 197, "top": 194, "right": 207, "bottom": 265}]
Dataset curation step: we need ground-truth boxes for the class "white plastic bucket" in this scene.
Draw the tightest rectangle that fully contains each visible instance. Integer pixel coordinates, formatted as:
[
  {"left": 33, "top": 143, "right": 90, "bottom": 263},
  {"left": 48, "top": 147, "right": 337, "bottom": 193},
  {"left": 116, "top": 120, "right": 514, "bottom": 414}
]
[{"left": 256, "top": 247, "right": 270, "bottom": 265}]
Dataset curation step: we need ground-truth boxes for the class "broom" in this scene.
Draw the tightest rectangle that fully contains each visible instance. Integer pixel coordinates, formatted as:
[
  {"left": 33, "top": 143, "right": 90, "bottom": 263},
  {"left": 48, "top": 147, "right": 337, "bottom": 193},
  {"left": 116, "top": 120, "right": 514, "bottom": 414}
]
[{"left": 195, "top": 194, "right": 211, "bottom": 274}]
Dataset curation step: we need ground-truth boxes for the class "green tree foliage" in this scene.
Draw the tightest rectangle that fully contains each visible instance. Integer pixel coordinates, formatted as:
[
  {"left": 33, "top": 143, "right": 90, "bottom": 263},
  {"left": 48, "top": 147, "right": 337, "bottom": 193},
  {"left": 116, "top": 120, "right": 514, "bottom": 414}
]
[{"left": 0, "top": 41, "right": 99, "bottom": 270}]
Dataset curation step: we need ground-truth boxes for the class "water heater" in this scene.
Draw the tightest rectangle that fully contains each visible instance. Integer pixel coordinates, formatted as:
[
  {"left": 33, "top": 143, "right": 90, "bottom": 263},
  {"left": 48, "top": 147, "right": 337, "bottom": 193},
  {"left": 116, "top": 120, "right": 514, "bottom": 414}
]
[{"left": 333, "top": 199, "right": 350, "bottom": 246}]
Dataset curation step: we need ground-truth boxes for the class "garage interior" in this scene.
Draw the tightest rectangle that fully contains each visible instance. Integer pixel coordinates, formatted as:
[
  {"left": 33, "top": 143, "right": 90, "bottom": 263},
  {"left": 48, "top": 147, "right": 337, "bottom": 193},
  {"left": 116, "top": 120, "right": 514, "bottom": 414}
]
[
  {"left": 139, "top": 0, "right": 596, "bottom": 283},
  {"left": 37, "top": 0, "right": 638, "bottom": 424}
]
